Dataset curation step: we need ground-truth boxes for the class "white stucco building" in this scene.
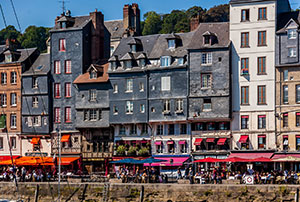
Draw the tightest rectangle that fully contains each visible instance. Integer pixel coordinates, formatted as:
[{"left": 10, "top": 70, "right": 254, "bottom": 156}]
[{"left": 230, "top": 0, "right": 290, "bottom": 153}]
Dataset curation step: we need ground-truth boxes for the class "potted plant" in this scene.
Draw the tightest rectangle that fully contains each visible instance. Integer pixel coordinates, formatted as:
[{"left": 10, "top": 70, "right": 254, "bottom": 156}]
[
  {"left": 138, "top": 147, "right": 149, "bottom": 156},
  {"left": 128, "top": 146, "right": 137, "bottom": 156},
  {"left": 116, "top": 145, "right": 126, "bottom": 156}
]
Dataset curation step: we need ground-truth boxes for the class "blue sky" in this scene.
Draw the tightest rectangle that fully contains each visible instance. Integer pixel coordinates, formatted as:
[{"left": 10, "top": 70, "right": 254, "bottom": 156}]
[{"left": 0, "top": 0, "right": 299, "bottom": 31}]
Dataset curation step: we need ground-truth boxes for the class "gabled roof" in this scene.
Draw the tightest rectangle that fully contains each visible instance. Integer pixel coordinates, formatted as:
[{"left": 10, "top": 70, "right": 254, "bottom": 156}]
[
  {"left": 104, "top": 19, "right": 125, "bottom": 40},
  {"left": 137, "top": 53, "right": 146, "bottom": 59},
  {"left": 120, "top": 52, "right": 134, "bottom": 60},
  {"left": 0, "top": 47, "right": 38, "bottom": 64},
  {"left": 277, "top": 11, "right": 300, "bottom": 33},
  {"left": 51, "top": 15, "right": 91, "bottom": 31},
  {"left": 187, "top": 22, "right": 230, "bottom": 49},
  {"left": 0, "top": 45, "right": 7, "bottom": 55},
  {"left": 73, "top": 63, "right": 109, "bottom": 84},
  {"left": 127, "top": 38, "right": 142, "bottom": 45},
  {"left": 87, "top": 64, "right": 104, "bottom": 73},
  {"left": 23, "top": 53, "right": 50, "bottom": 76}
]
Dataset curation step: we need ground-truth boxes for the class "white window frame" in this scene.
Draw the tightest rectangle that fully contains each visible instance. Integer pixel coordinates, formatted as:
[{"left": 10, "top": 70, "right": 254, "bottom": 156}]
[
  {"left": 54, "top": 61, "right": 61, "bottom": 74},
  {"left": 11, "top": 72, "right": 17, "bottom": 84},
  {"left": 140, "top": 104, "right": 145, "bottom": 113},
  {"left": 168, "top": 39, "right": 176, "bottom": 49},
  {"left": 201, "top": 52, "right": 212, "bottom": 65},
  {"left": 139, "top": 82, "right": 144, "bottom": 92},
  {"left": 126, "top": 101, "right": 133, "bottom": 114},
  {"left": 161, "top": 76, "right": 171, "bottom": 91},
  {"left": 126, "top": 79, "right": 133, "bottom": 92},
  {"left": 113, "top": 106, "right": 118, "bottom": 115},
  {"left": 287, "top": 29, "right": 297, "bottom": 39},
  {"left": 10, "top": 114, "right": 17, "bottom": 129},
  {"left": 89, "top": 109, "right": 98, "bottom": 121},
  {"left": 65, "top": 60, "right": 72, "bottom": 73},
  {"left": 201, "top": 74, "right": 212, "bottom": 88},
  {"left": 1, "top": 73, "right": 7, "bottom": 85},
  {"left": 288, "top": 47, "right": 297, "bottom": 57},
  {"left": 176, "top": 99, "right": 183, "bottom": 113},
  {"left": 161, "top": 56, "right": 171, "bottom": 67},
  {"left": 90, "top": 89, "right": 97, "bottom": 101},
  {"left": 32, "top": 77, "right": 38, "bottom": 88},
  {"left": 11, "top": 93, "right": 17, "bottom": 106},
  {"left": 113, "top": 84, "right": 118, "bottom": 93},
  {"left": 163, "top": 100, "right": 170, "bottom": 113},
  {"left": 10, "top": 137, "right": 16, "bottom": 149},
  {"left": 32, "top": 96, "right": 38, "bottom": 108}
]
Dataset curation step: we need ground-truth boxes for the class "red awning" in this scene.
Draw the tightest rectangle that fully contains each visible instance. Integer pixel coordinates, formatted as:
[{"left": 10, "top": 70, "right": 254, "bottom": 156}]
[
  {"left": 144, "top": 157, "right": 189, "bottom": 167},
  {"left": 217, "top": 138, "right": 227, "bottom": 145},
  {"left": 167, "top": 140, "right": 174, "bottom": 145},
  {"left": 0, "top": 156, "right": 20, "bottom": 161},
  {"left": 206, "top": 138, "right": 215, "bottom": 143},
  {"left": 239, "top": 135, "right": 249, "bottom": 143},
  {"left": 141, "top": 140, "right": 148, "bottom": 144},
  {"left": 228, "top": 152, "right": 273, "bottom": 159},
  {"left": 58, "top": 157, "right": 80, "bottom": 165},
  {"left": 193, "top": 158, "right": 223, "bottom": 163},
  {"left": 30, "top": 138, "right": 40, "bottom": 144},
  {"left": 194, "top": 138, "right": 203, "bottom": 145},
  {"left": 272, "top": 154, "right": 300, "bottom": 160},
  {"left": 155, "top": 141, "right": 162, "bottom": 145},
  {"left": 61, "top": 135, "right": 71, "bottom": 142},
  {"left": 178, "top": 140, "right": 186, "bottom": 145}
]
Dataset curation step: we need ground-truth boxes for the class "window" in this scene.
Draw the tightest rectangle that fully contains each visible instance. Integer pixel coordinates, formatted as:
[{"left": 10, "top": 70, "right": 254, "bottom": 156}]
[
  {"left": 161, "top": 76, "right": 171, "bottom": 91},
  {"left": 288, "top": 29, "right": 297, "bottom": 39},
  {"left": 163, "top": 100, "right": 170, "bottom": 113},
  {"left": 257, "top": 57, "right": 266, "bottom": 74},
  {"left": 54, "top": 61, "right": 61, "bottom": 74},
  {"left": 32, "top": 77, "right": 38, "bottom": 88},
  {"left": 241, "top": 9, "right": 249, "bottom": 21},
  {"left": 10, "top": 114, "right": 16, "bottom": 128},
  {"left": 139, "top": 82, "right": 144, "bottom": 92},
  {"left": 130, "top": 44, "right": 136, "bottom": 53},
  {"left": 0, "top": 94, "right": 7, "bottom": 107},
  {"left": 89, "top": 109, "right": 97, "bottom": 121},
  {"left": 90, "top": 71, "right": 97, "bottom": 79},
  {"left": 283, "top": 135, "right": 289, "bottom": 150},
  {"left": 157, "top": 125, "right": 163, "bottom": 135},
  {"left": 297, "top": 85, "right": 300, "bottom": 103},
  {"left": 258, "top": 135, "right": 266, "bottom": 149},
  {"left": 288, "top": 48, "right": 297, "bottom": 57},
  {"left": 54, "top": 108, "right": 61, "bottom": 123},
  {"left": 32, "top": 97, "right": 38, "bottom": 108},
  {"left": 33, "top": 116, "right": 41, "bottom": 126},
  {"left": 258, "top": 85, "right": 266, "bottom": 104},
  {"left": 1, "top": 73, "right": 7, "bottom": 85},
  {"left": 178, "top": 58, "right": 184, "bottom": 65},
  {"left": 110, "top": 46, "right": 115, "bottom": 56},
  {"left": 204, "top": 35, "right": 210, "bottom": 44},
  {"left": 113, "top": 84, "right": 118, "bottom": 93},
  {"left": 168, "top": 141, "right": 175, "bottom": 153},
  {"left": 59, "top": 39, "right": 66, "bottom": 52},
  {"left": 283, "top": 113, "right": 288, "bottom": 128},
  {"left": 176, "top": 99, "right": 183, "bottom": 112},
  {"left": 241, "top": 58, "right": 249, "bottom": 75},
  {"left": 201, "top": 74, "right": 211, "bottom": 88},
  {"left": 113, "top": 106, "right": 118, "bottom": 115},
  {"left": 54, "top": 83, "right": 61, "bottom": 98},
  {"left": 258, "top": 8, "right": 267, "bottom": 20},
  {"left": 168, "top": 124, "right": 174, "bottom": 135},
  {"left": 65, "top": 60, "right": 71, "bottom": 73},
  {"left": 119, "top": 125, "right": 126, "bottom": 135},
  {"left": 10, "top": 93, "right": 16, "bottom": 106},
  {"left": 90, "top": 89, "right": 97, "bottom": 101},
  {"left": 0, "top": 137, "right": 3, "bottom": 149},
  {"left": 203, "top": 98, "right": 212, "bottom": 111},
  {"left": 11, "top": 72, "right": 17, "bottom": 84},
  {"left": 283, "top": 85, "right": 288, "bottom": 104},
  {"left": 65, "top": 83, "right": 71, "bottom": 98},
  {"left": 65, "top": 107, "right": 71, "bottom": 123},
  {"left": 168, "top": 39, "right": 176, "bottom": 49},
  {"left": 258, "top": 115, "right": 266, "bottom": 129},
  {"left": 141, "top": 124, "right": 147, "bottom": 134},
  {"left": 156, "top": 143, "right": 163, "bottom": 153},
  {"left": 283, "top": 70, "right": 288, "bottom": 81},
  {"left": 111, "top": 61, "right": 117, "bottom": 70},
  {"left": 258, "top": 31, "right": 266, "bottom": 46},
  {"left": 139, "top": 59, "right": 146, "bottom": 67},
  {"left": 161, "top": 56, "right": 171, "bottom": 67},
  {"left": 180, "top": 141, "right": 187, "bottom": 153},
  {"left": 130, "top": 124, "right": 137, "bottom": 135},
  {"left": 201, "top": 53, "right": 212, "bottom": 65},
  {"left": 241, "top": 86, "right": 249, "bottom": 105},
  {"left": 123, "top": 60, "right": 132, "bottom": 69},
  {"left": 0, "top": 114, "right": 5, "bottom": 129},
  {"left": 297, "top": 136, "right": 300, "bottom": 150},
  {"left": 241, "top": 32, "right": 249, "bottom": 48},
  {"left": 10, "top": 137, "right": 16, "bottom": 149},
  {"left": 140, "top": 104, "right": 145, "bottom": 113},
  {"left": 241, "top": 115, "right": 249, "bottom": 129},
  {"left": 180, "top": 124, "right": 187, "bottom": 134},
  {"left": 296, "top": 113, "right": 300, "bottom": 127},
  {"left": 126, "top": 79, "right": 133, "bottom": 92},
  {"left": 126, "top": 101, "right": 133, "bottom": 114}
]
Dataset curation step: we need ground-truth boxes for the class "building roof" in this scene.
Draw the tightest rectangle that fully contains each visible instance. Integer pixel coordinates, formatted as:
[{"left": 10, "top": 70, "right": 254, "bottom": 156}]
[
  {"left": 23, "top": 53, "right": 50, "bottom": 76},
  {"left": 73, "top": 63, "right": 109, "bottom": 84},
  {"left": 51, "top": 15, "right": 91, "bottom": 31},
  {"left": 187, "top": 22, "right": 230, "bottom": 49},
  {"left": 0, "top": 47, "right": 37, "bottom": 64},
  {"left": 277, "top": 11, "right": 300, "bottom": 33},
  {"left": 104, "top": 20, "right": 125, "bottom": 40},
  {"left": 230, "top": 0, "right": 275, "bottom": 4},
  {"left": 0, "top": 45, "right": 7, "bottom": 54}
]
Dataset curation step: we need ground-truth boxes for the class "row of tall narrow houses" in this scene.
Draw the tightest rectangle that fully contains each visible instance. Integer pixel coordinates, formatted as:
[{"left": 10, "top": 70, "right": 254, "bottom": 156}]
[{"left": 1, "top": 0, "right": 300, "bottom": 173}]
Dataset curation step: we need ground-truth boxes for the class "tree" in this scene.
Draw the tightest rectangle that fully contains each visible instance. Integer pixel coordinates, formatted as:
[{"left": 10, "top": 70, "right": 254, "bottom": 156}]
[
  {"left": 20, "top": 26, "right": 50, "bottom": 52},
  {"left": 142, "top": 11, "right": 162, "bottom": 36},
  {"left": 186, "top": 6, "right": 206, "bottom": 20},
  {"left": 0, "top": 25, "right": 21, "bottom": 44},
  {"left": 160, "top": 10, "right": 189, "bottom": 34},
  {"left": 204, "top": 4, "right": 229, "bottom": 22}
]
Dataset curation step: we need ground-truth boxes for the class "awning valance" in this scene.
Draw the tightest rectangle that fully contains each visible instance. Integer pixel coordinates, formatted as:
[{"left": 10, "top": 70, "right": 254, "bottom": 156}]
[
  {"left": 155, "top": 141, "right": 162, "bottom": 145},
  {"left": 217, "top": 138, "right": 227, "bottom": 145},
  {"left": 194, "top": 138, "right": 203, "bottom": 145},
  {"left": 31, "top": 138, "right": 40, "bottom": 144},
  {"left": 61, "top": 135, "right": 71, "bottom": 142},
  {"left": 239, "top": 135, "right": 249, "bottom": 143},
  {"left": 228, "top": 152, "right": 273, "bottom": 159},
  {"left": 144, "top": 157, "right": 189, "bottom": 167},
  {"left": 206, "top": 138, "right": 215, "bottom": 143},
  {"left": 59, "top": 157, "right": 80, "bottom": 165},
  {"left": 178, "top": 140, "right": 186, "bottom": 145}
]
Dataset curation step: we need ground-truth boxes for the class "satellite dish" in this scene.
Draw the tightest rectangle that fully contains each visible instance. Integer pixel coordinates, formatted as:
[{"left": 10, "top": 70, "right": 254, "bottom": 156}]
[{"left": 66, "top": 10, "right": 71, "bottom": 17}]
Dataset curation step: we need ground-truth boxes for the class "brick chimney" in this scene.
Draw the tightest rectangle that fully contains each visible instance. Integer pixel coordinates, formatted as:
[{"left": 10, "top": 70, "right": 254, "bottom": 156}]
[
  {"left": 123, "top": 4, "right": 130, "bottom": 29},
  {"left": 123, "top": 4, "right": 141, "bottom": 36},
  {"left": 190, "top": 15, "right": 200, "bottom": 31},
  {"left": 131, "top": 3, "right": 141, "bottom": 35},
  {"left": 89, "top": 9, "right": 105, "bottom": 63}
]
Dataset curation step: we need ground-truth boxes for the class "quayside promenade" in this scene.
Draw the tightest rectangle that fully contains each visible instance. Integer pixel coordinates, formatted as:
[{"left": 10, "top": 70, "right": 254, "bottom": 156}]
[{"left": 0, "top": 182, "right": 299, "bottom": 202}]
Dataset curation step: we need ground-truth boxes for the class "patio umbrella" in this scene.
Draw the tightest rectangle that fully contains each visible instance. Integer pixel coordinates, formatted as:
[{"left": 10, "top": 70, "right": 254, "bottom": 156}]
[
  {"left": 110, "top": 158, "right": 144, "bottom": 164},
  {"left": 193, "top": 157, "right": 223, "bottom": 163},
  {"left": 139, "top": 157, "right": 168, "bottom": 164},
  {"left": 272, "top": 156, "right": 300, "bottom": 162},
  {"left": 219, "top": 157, "right": 249, "bottom": 163},
  {"left": 247, "top": 157, "right": 271, "bottom": 162}
]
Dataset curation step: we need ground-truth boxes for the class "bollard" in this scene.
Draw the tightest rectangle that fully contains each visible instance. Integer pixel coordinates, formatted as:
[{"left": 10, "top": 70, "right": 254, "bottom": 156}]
[
  {"left": 140, "top": 185, "right": 144, "bottom": 202},
  {"left": 34, "top": 184, "right": 39, "bottom": 202},
  {"left": 296, "top": 188, "right": 299, "bottom": 202}
]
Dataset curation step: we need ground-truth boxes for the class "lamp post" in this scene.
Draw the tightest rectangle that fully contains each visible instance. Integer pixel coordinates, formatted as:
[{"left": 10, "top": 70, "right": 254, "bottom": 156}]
[{"left": 56, "top": 127, "right": 61, "bottom": 202}]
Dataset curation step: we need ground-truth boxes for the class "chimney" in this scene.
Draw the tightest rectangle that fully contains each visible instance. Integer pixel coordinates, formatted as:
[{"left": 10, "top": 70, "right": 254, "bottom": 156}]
[
  {"left": 123, "top": 4, "right": 130, "bottom": 29},
  {"left": 55, "top": 16, "right": 60, "bottom": 26},
  {"left": 190, "top": 16, "right": 200, "bottom": 31},
  {"left": 131, "top": 3, "right": 141, "bottom": 35},
  {"left": 123, "top": 4, "right": 141, "bottom": 36},
  {"left": 89, "top": 9, "right": 105, "bottom": 63}
]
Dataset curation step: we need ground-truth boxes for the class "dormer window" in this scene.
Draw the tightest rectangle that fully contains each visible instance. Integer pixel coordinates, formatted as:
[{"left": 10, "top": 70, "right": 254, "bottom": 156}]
[
  {"left": 139, "top": 59, "right": 146, "bottom": 67},
  {"left": 161, "top": 56, "right": 171, "bottom": 67},
  {"left": 168, "top": 39, "right": 176, "bottom": 49},
  {"left": 61, "top": 22, "right": 67, "bottom": 29},
  {"left": 288, "top": 29, "right": 297, "bottom": 39},
  {"left": 178, "top": 58, "right": 184, "bottom": 66},
  {"left": 111, "top": 62, "right": 117, "bottom": 70},
  {"left": 90, "top": 71, "right": 97, "bottom": 79},
  {"left": 123, "top": 60, "right": 132, "bottom": 69},
  {"left": 5, "top": 54, "right": 12, "bottom": 63},
  {"left": 204, "top": 36, "right": 210, "bottom": 45},
  {"left": 130, "top": 45, "right": 137, "bottom": 53}
]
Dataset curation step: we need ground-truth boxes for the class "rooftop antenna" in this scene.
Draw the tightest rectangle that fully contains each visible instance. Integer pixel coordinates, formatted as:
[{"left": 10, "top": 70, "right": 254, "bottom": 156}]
[{"left": 59, "top": 0, "right": 69, "bottom": 15}]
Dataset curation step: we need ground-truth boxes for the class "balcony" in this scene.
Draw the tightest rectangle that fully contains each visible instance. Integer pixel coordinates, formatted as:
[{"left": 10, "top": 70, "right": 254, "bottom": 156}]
[
  {"left": 240, "top": 69, "right": 249, "bottom": 76},
  {"left": 114, "top": 145, "right": 151, "bottom": 157}
]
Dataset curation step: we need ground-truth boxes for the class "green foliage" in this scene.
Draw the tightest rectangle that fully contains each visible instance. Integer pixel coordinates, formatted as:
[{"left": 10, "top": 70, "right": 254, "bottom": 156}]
[
  {"left": 205, "top": 4, "right": 229, "bottom": 22},
  {"left": 160, "top": 10, "right": 189, "bottom": 34},
  {"left": 138, "top": 147, "right": 149, "bottom": 156},
  {"left": 142, "top": 11, "right": 162, "bottom": 36},
  {"left": 128, "top": 146, "right": 138, "bottom": 155},
  {"left": 0, "top": 25, "right": 21, "bottom": 44},
  {"left": 116, "top": 145, "right": 126, "bottom": 155},
  {"left": 20, "top": 26, "right": 50, "bottom": 52}
]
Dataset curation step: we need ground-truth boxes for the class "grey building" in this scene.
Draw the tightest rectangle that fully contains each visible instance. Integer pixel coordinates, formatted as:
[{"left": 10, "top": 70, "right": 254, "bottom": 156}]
[
  {"left": 21, "top": 53, "right": 52, "bottom": 156},
  {"left": 74, "top": 63, "right": 114, "bottom": 173},
  {"left": 188, "top": 23, "right": 231, "bottom": 161},
  {"left": 50, "top": 10, "right": 108, "bottom": 159}
]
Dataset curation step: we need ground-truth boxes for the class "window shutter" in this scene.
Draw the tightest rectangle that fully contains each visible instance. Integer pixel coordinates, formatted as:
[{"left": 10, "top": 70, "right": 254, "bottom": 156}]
[
  {"left": 28, "top": 117, "right": 33, "bottom": 127},
  {"left": 38, "top": 116, "right": 41, "bottom": 126}
]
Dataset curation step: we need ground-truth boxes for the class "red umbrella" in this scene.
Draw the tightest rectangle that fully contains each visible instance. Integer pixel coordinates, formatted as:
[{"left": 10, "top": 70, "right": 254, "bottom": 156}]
[
  {"left": 247, "top": 157, "right": 271, "bottom": 162},
  {"left": 219, "top": 157, "right": 248, "bottom": 162},
  {"left": 193, "top": 157, "right": 223, "bottom": 163}
]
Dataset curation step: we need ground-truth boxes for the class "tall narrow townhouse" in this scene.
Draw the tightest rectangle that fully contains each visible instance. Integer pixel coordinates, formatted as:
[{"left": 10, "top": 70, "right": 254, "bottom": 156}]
[
  {"left": 108, "top": 35, "right": 159, "bottom": 161},
  {"left": 148, "top": 32, "right": 193, "bottom": 170},
  {"left": 230, "top": 0, "right": 290, "bottom": 159},
  {"left": 50, "top": 10, "right": 108, "bottom": 164},
  {"left": 0, "top": 39, "right": 38, "bottom": 160},
  {"left": 188, "top": 22, "right": 232, "bottom": 164},
  {"left": 274, "top": 11, "right": 300, "bottom": 168}
]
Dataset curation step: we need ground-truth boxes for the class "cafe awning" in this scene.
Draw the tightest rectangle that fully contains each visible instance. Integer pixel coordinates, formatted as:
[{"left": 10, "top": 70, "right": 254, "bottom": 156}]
[
  {"left": 155, "top": 141, "right": 162, "bottom": 145},
  {"left": 178, "top": 140, "right": 186, "bottom": 145},
  {"left": 194, "top": 138, "right": 203, "bottom": 145},
  {"left": 59, "top": 157, "right": 80, "bottom": 165},
  {"left": 30, "top": 138, "right": 40, "bottom": 144},
  {"left": 206, "top": 138, "right": 215, "bottom": 143},
  {"left": 167, "top": 140, "right": 174, "bottom": 145},
  {"left": 0, "top": 156, "right": 54, "bottom": 166},
  {"left": 217, "top": 138, "right": 227, "bottom": 145},
  {"left": 239, "top": 135, "right": 249, "bottom": 143},
  {"left": 0, "top": 155, "right": 19, "bottom": 161},
  {"left": 61, "top": 135, "right": 71, "bottom": 142},
  {"left": 228, "top": 152, "right": 273, "bottom": 159},
  {"left": 193, "top": 157, "right": 223, "bottom": 163},
  {"left": 144, "top": 157, "right": 189, "bottom": 167}
]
